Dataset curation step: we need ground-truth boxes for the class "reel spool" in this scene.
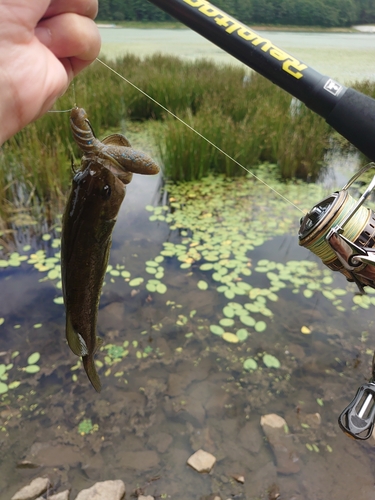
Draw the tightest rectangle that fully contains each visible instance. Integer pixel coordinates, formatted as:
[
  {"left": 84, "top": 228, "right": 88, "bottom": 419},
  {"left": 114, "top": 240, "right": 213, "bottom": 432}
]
[
  {"left": 299, "top": 163, "right": 375, "bottom": 293},
  {"left": 299, "top": 163, "right": 375, "bottom": 439}
]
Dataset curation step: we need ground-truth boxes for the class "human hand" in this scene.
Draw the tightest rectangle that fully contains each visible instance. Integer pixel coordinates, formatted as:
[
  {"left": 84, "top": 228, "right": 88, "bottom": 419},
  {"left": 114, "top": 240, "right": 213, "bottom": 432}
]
[{"left": 0, "top": 0, "right": 101, "bottom": 145}]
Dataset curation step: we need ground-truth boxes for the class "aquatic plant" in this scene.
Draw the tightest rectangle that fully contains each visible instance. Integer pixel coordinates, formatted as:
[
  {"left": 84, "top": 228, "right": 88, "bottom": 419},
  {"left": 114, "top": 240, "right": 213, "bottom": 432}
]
[{"left": 1, "top": 54, "right": 373, "bottom": 221}]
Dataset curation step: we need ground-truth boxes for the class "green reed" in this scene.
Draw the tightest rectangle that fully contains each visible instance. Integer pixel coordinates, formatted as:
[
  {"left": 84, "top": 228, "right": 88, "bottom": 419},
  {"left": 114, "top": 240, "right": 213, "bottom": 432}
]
[{"left": 0, "top": 54, "right": 374, "bottom": 221}]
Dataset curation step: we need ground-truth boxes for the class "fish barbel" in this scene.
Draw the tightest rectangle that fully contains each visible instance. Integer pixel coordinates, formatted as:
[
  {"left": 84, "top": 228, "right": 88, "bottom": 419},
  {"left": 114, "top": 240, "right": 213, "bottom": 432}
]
[{"left": 62, "top": 108, "right": 160, "bottom": 392}]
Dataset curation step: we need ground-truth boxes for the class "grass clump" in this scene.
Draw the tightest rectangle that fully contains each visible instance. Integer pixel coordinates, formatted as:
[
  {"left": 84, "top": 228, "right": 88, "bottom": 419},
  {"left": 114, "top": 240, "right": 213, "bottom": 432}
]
[{"left": 0, "top": 54, "right": 374, "bottom": 222}]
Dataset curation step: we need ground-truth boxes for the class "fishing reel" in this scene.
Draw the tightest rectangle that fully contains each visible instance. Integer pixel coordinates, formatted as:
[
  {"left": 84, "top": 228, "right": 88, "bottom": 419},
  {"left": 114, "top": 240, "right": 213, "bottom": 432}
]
[
  {"left": 299, "top": 163, "right": 375, "bottom": 294},
  {"left": 299, "top": 163, "right": 375, "bottom": 439}
]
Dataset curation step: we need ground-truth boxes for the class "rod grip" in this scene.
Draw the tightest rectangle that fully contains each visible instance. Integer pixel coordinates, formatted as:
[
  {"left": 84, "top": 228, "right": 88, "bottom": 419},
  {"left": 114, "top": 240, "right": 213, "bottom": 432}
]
[{"left": 326, "top": 89, "right": 375, "bottom": 161}]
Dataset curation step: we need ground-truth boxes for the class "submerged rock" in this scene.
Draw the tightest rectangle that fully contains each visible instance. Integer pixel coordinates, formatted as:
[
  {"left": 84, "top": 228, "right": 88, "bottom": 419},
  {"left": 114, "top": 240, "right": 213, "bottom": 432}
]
[
  {"left": 11, "top": 477, "right": 51, "bottom": 500},
  {"left": 116, "top": 449, "right": 159, "bottom": 470},
  {"left": 48, "top": 491, "right": 70, "bottom": 500},
  {"left": 238, "top": 421, "right": 263, "bottom": 454},
  {"left": 187, "top": 449, "right": 216, "bottom": 473},
  {"left": 75, "top": 480, "right": 125, "bottom": 500},
  {"left": 260, "top": 414, "right": 300, "bottom": 475},
  {"left": 148, "top": 431, "right": 173, "bottom": 453}
]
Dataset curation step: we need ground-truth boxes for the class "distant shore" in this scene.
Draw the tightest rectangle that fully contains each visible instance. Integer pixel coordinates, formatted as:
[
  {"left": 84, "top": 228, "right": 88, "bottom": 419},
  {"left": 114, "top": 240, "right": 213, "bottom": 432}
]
[{"left": 96, "top": 21, "right": 375, "bottom": 32}]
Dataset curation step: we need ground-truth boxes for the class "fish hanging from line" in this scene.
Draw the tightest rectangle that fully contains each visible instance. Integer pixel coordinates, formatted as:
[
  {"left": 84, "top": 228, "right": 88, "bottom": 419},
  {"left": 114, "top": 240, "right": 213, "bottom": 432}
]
[{"left": 61, "top": 107, "right": 160, "bottom": 392}]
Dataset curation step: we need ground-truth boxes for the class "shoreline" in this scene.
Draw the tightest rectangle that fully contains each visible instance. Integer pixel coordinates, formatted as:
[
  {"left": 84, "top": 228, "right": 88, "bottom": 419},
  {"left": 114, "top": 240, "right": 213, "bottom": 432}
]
[{"left": 96, "top": 21, "right": 375, "bottom": 33}]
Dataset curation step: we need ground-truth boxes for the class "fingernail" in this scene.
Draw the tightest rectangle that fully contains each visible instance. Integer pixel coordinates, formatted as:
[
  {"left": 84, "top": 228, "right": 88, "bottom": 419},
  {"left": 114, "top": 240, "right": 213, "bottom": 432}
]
[{"left": 35, "top": 26, "right": 52, "bottom": 47}]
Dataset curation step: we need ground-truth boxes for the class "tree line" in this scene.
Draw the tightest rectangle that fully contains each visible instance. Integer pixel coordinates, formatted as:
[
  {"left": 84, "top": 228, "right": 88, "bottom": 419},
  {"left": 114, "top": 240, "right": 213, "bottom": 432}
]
[{"left": 97, "top": 0, "right": 375, "bottom": 26}]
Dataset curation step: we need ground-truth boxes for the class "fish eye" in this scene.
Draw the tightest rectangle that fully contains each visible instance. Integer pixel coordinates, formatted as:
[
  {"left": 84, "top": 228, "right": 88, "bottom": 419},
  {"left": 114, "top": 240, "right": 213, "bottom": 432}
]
[{"left": 102, "top": 185, "right": 111, "bottom": 199}]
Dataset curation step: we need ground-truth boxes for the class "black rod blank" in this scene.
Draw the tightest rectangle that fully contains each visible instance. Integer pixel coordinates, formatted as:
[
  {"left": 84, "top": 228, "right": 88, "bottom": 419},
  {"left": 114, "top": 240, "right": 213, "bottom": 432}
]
[{"left": 147, "top": 0, "right": 375, "bottom": 161}]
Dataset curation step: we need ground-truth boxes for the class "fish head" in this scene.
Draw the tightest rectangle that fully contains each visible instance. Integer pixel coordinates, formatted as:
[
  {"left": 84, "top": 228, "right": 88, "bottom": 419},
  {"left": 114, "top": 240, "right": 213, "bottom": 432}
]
[{"left": 72, "top": 160, "right": 125, "bottom": 223}]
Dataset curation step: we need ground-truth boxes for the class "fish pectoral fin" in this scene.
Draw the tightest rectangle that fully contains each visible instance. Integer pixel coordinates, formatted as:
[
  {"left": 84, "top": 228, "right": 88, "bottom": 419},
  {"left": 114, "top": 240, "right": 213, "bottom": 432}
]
[
  {"left": 102, "top": 133, "right": 132, "bottom": 148},
  {"left": 66, "top": 316, "right": 89, "bottom": 357}
]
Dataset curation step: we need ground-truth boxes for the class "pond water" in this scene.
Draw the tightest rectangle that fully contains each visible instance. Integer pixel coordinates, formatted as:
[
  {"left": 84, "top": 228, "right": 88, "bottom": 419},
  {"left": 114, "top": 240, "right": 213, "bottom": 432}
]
[
  {"left": 2, "top": 163, "right": 375, "bottom": 499},
  {"left": 99, "top": 28, "right": 375, "bottom": 84},
  {"left": 2, "top": 27, "right": 375, "bottom": 500}
]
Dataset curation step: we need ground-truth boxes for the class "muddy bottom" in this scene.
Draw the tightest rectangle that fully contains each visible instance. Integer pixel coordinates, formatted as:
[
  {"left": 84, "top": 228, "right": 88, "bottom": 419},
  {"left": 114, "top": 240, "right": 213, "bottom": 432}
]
[{"left": 1, "top": 174, "right": 375, "bottom": 499}]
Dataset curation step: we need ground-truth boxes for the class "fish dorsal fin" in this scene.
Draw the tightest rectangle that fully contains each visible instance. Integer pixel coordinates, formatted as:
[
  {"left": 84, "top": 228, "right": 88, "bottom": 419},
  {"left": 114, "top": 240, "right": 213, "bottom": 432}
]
[
  {"left": 66, "top": 315, "right": 89, "bottom": 357},
  {"left": 102, "top": 133, "right": 132, "bottom": 147}
]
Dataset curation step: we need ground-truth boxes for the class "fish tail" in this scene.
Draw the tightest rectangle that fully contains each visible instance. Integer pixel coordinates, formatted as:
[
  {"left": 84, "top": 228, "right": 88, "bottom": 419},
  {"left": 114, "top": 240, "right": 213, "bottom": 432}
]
[{"left": 82, "top": 355, "right": 101, "bottom": 393}]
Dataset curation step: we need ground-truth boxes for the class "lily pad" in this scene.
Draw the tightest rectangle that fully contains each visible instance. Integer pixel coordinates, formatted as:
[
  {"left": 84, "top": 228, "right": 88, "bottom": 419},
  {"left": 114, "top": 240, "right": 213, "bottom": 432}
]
[
  {"left": 263, "top": 354, "right": 281, "bottom": 368},
  {"left": 222, "top": 332, "right": 239, "bottom": 343},
  {"left": 0, "top": 382, "right": 8, "bottom": 394},
  {"left": 197, "top": 280, "right": 208, "bottom": 291},
  {"left": 210, "top": 325, "right": 224, "bottom": 336},
  {"left": 24, "top": 365, "right": 40, "bottom": 374},
  {"left": 236, "top": 328, "right": 249, "bottom": 341},
  {"left": 27, "top": 352, "right": 40, "bottom": 365},
  {"left": 243, "top": 358, "right": 258, "bottom": 370},
  {"left": 255, "top": 321, "right": 267, "bottom": 332},
  {"left": 129, "top": 277, "right": 144, "bottom": 287}
]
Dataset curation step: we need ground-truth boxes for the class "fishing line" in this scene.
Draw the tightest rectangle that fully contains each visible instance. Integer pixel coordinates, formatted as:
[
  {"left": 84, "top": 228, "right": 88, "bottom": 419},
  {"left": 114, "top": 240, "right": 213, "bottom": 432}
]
[
  {"left": 96, "top": 57, "right": 306, "bottom": 215},
  {"left": 48, "top": 81, "right": 76, "bottom": 113}
]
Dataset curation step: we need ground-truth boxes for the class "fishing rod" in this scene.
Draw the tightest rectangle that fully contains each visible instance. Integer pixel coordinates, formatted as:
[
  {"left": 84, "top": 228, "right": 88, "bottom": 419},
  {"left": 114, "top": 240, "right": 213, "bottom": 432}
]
[
  {"left": 147, "top": 0, "right": 375, "bottom": 440},
  {"left": 147, "top": 0, "right": 375, "bottom": 161}
]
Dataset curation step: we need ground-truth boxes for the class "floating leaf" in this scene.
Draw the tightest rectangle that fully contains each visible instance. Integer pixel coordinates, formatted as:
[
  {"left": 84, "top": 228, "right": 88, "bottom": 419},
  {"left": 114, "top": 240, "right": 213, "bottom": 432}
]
[
  {"left": 240, "top": 315, "right": 255, "bottom": 327},
  {"left": 8, "top": 381, "right": 20, "bottom": 390},
  {"left": 146, "top": 260, "right": 158, "bottom": 268},
  {"left": 236, "top": 328, "right": 249, "bottom": 341},
  {"left": 223, "top": 306, "right": 235, "bottom": 318},
  {"left": 33, "top": 323, "right": 42, "bottom": 329},
  {"left": 301, "top": 326, "right": 311, "bottom": 335},
  {"left": 129, "top": 277, "right": 144, "bottom": 287},
  {"left": 316, "top": 398, "right": 324, "bottom": 406},
  {"left": 243, "top": 358, "right": 258, "bottom": 371},
  {"left": 220, "top": 318, "right": 234, "bottom": 327},
  {"left": 47, "top": 269, "right": 59, "bottom": 280},
  {"left": 210, "top": 325, "right": 224, "bottom": 336},
  {"left": 27, "top": 352, "right": 40, "bottom": 365},
  {"left": 263, "top": 354, "right": 280, "bottom": 368},
  {"left": 53, "top": 297, "right": 64, "bottom": 305},
  {"left": 200, "top": 263, "right": 214, "bottom": 271},
  {"left": 197, "top": 280, "right": 208, "bottom": 291},
  {"left": 255, "top": 321, "right": 267, "bottom": 332},
  {"left": 0, "top": 318, "right": 4, "bottom": 326},
  {"left": 156, "top": 283, "right": 167, "bottom": 294},
  {"left": 222, "top": 332, "right": 239, "bottom": 343},
  {"left": 146, "top": 282, "right": 157, "bottom": 293},
  {"left": 0, "top": 382, "right": 8, "bottom": 394},
  {"left": 24, "top": 365, "right": 40, "bottom": 374}
]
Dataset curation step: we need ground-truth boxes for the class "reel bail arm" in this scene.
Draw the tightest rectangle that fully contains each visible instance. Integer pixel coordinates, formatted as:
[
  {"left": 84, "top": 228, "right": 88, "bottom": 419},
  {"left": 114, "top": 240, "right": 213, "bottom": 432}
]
[{"left": 325, "top": 167, "right": 375, "bottom": 293}]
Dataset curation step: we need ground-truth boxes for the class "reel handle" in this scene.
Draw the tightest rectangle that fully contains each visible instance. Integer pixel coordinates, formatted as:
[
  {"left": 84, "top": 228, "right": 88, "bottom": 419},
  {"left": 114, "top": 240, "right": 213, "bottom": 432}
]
[{"left": 338, "top": 383, "right": 375, "bottom": 440}]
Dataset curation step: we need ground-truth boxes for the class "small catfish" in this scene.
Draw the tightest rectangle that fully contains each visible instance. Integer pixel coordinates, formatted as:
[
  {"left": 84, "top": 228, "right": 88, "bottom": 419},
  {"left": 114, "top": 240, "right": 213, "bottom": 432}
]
[
  {"left": 61, "top": 161, "right": 125, "bottom": 392},
  {"left": 62, "top": 108, "right": 160, "bottom": 392}
]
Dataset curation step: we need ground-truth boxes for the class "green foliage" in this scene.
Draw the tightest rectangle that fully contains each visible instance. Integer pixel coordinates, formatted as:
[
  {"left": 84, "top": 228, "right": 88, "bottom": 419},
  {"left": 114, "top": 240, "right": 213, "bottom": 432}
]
[
  {"left": 97, "top": 0, "right": 367, "bottom": 27},
  {"left": 156, "top": 63, "right": 330, "bottom": 181},
  {"left": 0, "top": 53, "right": 374, "bottom": 219}
]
